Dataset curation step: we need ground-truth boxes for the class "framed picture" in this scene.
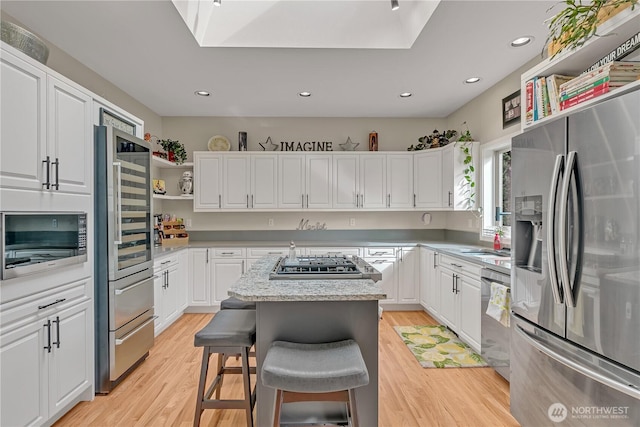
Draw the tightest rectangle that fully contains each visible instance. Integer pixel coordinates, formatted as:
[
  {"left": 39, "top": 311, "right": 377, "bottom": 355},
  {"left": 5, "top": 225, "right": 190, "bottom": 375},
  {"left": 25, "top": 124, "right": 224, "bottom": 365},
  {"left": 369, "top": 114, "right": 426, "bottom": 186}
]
[{"left": 502, "top": 90, "right": 521, "bottom": 128}]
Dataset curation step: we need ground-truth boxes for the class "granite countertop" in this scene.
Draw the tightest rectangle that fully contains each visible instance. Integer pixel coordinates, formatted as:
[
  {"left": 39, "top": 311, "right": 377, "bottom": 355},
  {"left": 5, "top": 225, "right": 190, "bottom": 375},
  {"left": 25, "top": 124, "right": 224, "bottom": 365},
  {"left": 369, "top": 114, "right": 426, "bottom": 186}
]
[{"left": 228, "top": 255, "right": 387, "bottom": 302}]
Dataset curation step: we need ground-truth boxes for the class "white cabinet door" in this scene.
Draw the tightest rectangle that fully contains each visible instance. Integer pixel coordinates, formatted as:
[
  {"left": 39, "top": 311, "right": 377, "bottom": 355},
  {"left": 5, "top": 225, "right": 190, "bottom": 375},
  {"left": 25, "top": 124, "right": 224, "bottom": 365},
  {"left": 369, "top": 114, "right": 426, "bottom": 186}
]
[
  {"left": 333, "top": 154, "right": 359, "bottom": 209},
  {"left": 177, "top": 249, "right": 189, "bottom": 310},
  {"left": 211, "top": 259, "right": 245, "bottom": 305},
  {"left": 438, "top": 268, "right": 458, "bottom": 330},
  {"left": 47, "top": 76, "right": 92, "bottom": 195},
  {"left": 359, "top": 155, "right": 386, "bottom": 209},
  {"left": 153, "top": 271, "right": 165, "bottom": 332},
  {"left": 0, "top": 49, "right": 47, "bottom": 192},
  {"left": 441, "top": 145, "right": 455, "bottom": 209},
  {"left": 421, "top": 249, "right": 441, "bottom": 315},
  {"left": 387, "top": 154, "right": 414, "bottom": 209},
  {"left": 251, "top": 154, "right": 278, "bottom": 209},
  {"left": 194, "top": 153, "right": 222, "bottom": 210},
  {"left": 458, "top": 274, "right": 482, "bottom": 352},
  {"left": 278, "top": 154, "right": 305, "bottom": 208},
  {"left": 163, "top": 266, "right": 180, "bottom": 326},
  {"left": 0, "top": 318, "right": 48, "bottom": 427},
  {"left": 48, "top": 299, "right": 91, "bottom": 415},
  {"left": 414, "top": 150, "right": 443, "bottom": 208},
  {"left": 306, "top": 154, "right": 332, "bottom": 209},
  {"left": 223, "top": 154, "right": 251, "bottom": 209},
  {"left": 188, "top": 248, "right": 211, "bottom": 306},
  {"left": 367, "top": 258, "right": 397, "bottom": 304},
  {"left": 397, "top": 247, "right": 418, "bottom": 303}
]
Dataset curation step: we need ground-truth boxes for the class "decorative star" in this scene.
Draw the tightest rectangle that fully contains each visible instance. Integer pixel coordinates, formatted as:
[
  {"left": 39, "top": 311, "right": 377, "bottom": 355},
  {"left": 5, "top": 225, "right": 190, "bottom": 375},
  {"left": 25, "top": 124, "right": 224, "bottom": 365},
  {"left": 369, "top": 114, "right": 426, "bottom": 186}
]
[
  {"left": 259, "top": 136, "right": 279, "bottom": 151},
  {"left": 339, "top": 137, "right": 359, "bottom": 151}
]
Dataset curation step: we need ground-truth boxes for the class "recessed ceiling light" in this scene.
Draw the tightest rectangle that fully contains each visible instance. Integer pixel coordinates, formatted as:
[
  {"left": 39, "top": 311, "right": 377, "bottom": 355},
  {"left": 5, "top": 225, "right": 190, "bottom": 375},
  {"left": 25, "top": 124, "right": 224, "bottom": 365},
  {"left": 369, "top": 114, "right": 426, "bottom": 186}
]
[
  {"left": 213, "top": 0, "right": 221, "bottom": 6},
  {"left": 464, "top": 77, "right": 481, "bottom": 84},
  {"left": 399, "top": 92, "right": 412, "bottom": 98},
  {"left": 391, "top": 0, "right": 400, "bottom": 11},
  {"left": 194, "top": 90, "right": 210, "bottom": 96},
  {"left": 299, "top": 91, "right": 312, "bottom": 97},
  {"left": 510, "top": 36, "right": 533, "bottom": 47}
]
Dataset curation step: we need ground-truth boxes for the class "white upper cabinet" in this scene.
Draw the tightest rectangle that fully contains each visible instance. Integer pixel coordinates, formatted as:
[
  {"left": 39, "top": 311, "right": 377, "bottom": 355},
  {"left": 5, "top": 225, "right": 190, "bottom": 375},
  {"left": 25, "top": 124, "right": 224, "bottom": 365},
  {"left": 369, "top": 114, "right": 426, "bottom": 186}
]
[
  {"left": 279, "top": 154, "right": 332, "bottom": 209},
  {"left": 251, "top": 153, "right": 278, "bottom": 209},
  {"left": 386, "top": 154, "right": 414, "bottom": 209},
  {"left": 194, "top": 152, "right": 223, "bottom": 210},
  {"left": 1, "top": 49, "right": 92, "bottom": 196},
  {"left": 333, "top": 154, "right": 359, "bottom": 209},
  {"left": 223, "top": 154, "right": 251, "bottom": 209},
  {"left": 0, "top": 49, "right": 46, "bottom": 192},
  {"left": 47, "top": 76, "right": 92, "bottom": 195},
  {"left": 359, "top": 154, "right": 386, "bottom": 209},
  {"left": 414, "top": 150, "right": 442, "bottom": 208}
]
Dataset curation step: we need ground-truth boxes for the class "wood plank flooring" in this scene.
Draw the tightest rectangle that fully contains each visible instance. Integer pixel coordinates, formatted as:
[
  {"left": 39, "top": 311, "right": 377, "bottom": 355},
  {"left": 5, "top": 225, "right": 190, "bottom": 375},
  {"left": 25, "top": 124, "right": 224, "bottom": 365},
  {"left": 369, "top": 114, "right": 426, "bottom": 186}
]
[{"left": 54, "top": 310, "right": 519, "bottom": 427}]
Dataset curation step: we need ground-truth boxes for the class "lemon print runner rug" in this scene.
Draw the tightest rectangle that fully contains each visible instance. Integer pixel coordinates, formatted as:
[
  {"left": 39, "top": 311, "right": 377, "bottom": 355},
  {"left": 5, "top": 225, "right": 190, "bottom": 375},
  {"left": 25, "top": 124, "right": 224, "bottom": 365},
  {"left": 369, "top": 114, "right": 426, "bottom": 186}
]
[{"left": 393, "top": 325, "right": 488, "bottom": 368}]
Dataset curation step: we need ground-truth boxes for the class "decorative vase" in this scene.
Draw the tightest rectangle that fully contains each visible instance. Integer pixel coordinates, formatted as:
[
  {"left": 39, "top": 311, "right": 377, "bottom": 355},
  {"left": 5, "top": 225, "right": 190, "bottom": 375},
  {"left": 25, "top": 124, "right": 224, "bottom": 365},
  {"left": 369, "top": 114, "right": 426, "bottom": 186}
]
[
  {"left": 239, "top": 131, "right": 247, "bottom": 151},
  {"left": 369, "top": 131, "right": 378, "bottom": 151},
  {"left": 167, "top": 151, "right": 175, "bottom": 162},
  {"left": 178, "top": 171, "right": 193, "bottom": 195}
]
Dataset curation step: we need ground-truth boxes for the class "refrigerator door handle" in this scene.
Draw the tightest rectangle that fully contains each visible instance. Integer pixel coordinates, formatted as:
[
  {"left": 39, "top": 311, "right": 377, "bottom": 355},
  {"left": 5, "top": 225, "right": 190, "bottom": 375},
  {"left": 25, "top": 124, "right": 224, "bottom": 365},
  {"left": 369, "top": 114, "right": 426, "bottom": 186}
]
[
  {"left": 558, "top": 151, "right": 580, "bottom": 307},
  {"left": 516, "top": 325, "right": 640, "bottom": 400},
  {"left": 547, "top": 154, "right": 564, "bottom": 304},
  {"left": 113, "top": 162, "right": 123, "bottom": 245}
]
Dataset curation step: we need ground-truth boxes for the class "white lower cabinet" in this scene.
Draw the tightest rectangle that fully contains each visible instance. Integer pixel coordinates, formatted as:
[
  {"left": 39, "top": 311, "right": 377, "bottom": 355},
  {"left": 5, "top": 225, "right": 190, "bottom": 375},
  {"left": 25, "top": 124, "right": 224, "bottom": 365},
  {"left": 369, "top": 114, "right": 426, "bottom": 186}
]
[
  {"left": 189, "top": 248, "right": 211, "bottom": 307},
  {"left": 153, "top": 251, "right": 187, "bottom": 335},
  {"left": 365, "top": 247, "right": 398, "bottom": 305},
  {"left": 419, "top": 247, "right": 440, "bottom": 316},
  {"left": 437, "top": 254, "right": 482, "bottom": 352},
  {"left": 210, "top": 249, "right": 246, "bottom": 305},
  {"left": 397, "top": 247, "right": 418, "bottom": 303},
  {"left": 0, "top": 279, "right": 92, "bottom": 427}
]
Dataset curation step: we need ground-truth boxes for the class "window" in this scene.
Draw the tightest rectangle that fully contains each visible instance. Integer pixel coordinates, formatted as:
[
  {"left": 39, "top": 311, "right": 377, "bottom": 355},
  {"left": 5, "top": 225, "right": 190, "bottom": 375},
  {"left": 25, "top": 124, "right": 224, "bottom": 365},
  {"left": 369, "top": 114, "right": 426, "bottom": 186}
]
[{"left": 480, "top": 134, "right": 516, "bottom": 243}]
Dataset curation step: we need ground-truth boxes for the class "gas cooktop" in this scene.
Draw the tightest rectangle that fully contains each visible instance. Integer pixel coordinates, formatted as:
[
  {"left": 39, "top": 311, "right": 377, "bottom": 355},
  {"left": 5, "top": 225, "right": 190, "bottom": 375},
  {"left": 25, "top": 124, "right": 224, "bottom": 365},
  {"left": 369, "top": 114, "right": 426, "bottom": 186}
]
[{"left": 269, "top": 255, "right": 382, "bottom": 282}]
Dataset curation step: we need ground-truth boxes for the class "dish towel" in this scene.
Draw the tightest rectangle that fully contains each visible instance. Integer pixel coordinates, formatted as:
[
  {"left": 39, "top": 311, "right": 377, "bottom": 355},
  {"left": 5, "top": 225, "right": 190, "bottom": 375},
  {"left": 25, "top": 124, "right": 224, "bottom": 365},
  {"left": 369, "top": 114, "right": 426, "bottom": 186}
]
[{"left": 486, "top": 282, "right": 511, "bottom": 327}]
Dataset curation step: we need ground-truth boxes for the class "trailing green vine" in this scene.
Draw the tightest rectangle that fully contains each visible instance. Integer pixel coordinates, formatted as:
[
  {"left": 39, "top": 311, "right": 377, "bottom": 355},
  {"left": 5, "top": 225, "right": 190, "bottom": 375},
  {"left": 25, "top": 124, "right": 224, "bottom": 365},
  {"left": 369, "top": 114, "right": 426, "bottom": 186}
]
[{"left": 456, "top": 124, "right": 476, "bottom": 210}]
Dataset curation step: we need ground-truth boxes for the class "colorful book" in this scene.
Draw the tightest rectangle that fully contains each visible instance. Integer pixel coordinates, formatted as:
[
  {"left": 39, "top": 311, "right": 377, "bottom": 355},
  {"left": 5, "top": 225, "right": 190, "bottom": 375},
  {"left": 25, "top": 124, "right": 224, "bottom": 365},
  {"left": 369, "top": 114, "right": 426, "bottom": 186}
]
[
  {"left": 525, "top": 78, "right": 535, "bottom": 124},
  {"left": 560, "top": 76, "right": 610, "bottom": 101},
  {"left": 560, "top": 82, "right": 610, "bottom": 110},
  {"left": 546, "top": 74, "right": 576, "bottom": 115},
  {"left": 535, "top": 77, "right": 545, "bottom": 120},
  {"left": 541, "top": 77, "right": 552, "bottom": 117}
]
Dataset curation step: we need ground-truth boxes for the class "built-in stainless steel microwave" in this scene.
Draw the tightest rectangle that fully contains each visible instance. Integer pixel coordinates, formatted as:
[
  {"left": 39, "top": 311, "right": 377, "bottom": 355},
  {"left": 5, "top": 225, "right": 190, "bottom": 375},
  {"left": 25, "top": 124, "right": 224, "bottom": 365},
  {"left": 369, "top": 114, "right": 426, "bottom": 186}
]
[{"left": 1, "top": 212, "right": 87, "bottom": 280}]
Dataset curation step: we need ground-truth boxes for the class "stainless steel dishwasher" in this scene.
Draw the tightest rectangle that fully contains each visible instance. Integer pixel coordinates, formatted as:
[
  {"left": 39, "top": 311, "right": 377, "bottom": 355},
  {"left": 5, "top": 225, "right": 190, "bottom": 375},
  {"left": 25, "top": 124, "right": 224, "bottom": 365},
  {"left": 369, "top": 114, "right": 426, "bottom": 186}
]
[{"left": 481, "top": 267, "right": 511, "bottom": 381}]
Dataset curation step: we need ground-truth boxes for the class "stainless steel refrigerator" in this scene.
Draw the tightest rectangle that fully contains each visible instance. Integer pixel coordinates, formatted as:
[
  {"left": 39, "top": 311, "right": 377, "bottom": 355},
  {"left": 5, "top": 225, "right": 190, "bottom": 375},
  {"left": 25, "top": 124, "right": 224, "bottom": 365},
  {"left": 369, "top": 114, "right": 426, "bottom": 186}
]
[
  {"left": 94, "top": 125, "right": 154, "bottom": 393},
  {"left": 511, "top": 89, "right": 640, "bottom": 426}
]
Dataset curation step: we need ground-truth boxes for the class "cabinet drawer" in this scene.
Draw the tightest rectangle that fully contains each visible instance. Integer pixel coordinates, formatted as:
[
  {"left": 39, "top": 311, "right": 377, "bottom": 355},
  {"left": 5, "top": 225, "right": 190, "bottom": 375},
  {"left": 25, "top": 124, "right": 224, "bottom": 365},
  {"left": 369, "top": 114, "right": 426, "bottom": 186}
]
[
  {"left": 0, "top": 279, "right": 90, "bottom": 327},
  {"left": 247, "top": 247, "right": 288, "bottom": 258},
  {"left": 212, "top": 248, "right": 246, "bottom": 258},
  {"left": 153, "top": 254, "right": 178, "bottom": 272},
  {"left": 439, "top": 255, "right": 482, "bottom": 278},
  {"left": 364, "top": 247, "right": 396, "bottom": 257}
]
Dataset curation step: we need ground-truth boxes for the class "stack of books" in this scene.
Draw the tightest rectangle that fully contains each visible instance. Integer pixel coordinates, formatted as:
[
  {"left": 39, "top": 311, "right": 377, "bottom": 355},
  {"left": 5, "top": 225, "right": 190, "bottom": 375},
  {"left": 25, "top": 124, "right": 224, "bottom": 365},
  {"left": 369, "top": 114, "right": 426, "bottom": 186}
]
[{"left": 558, "top": 62, "right": 640, "bottom": 110}]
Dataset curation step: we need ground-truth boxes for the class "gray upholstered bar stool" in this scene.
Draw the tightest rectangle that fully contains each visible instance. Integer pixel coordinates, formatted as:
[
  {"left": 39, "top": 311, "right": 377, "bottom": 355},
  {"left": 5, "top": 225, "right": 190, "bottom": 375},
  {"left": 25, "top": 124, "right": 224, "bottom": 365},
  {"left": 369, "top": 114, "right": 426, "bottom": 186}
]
[
  {"left": 220, "top": 296, "right": 256, "bottom": 310},
  {"left": 261, "top": 339, "right": 369, "bottom": 427},
  {"left": 193, "top": 309, "right": 257, "bottom": 427}
]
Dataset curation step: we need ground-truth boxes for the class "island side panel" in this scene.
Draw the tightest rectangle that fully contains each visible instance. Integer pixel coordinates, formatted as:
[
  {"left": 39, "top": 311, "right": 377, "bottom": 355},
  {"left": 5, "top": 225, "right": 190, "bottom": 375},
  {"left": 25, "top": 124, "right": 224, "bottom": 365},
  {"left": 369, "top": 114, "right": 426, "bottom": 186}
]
[{"left": 256, "top": 300, "right": 379, "bottom": 426}]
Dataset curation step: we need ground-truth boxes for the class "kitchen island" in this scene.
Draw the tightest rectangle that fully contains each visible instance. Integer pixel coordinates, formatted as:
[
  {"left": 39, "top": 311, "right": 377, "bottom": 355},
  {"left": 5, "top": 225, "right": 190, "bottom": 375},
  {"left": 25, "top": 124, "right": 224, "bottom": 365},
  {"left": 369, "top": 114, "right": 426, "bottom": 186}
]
[{"left": 229, "top": 255, "right": 386, "bottom": 426}]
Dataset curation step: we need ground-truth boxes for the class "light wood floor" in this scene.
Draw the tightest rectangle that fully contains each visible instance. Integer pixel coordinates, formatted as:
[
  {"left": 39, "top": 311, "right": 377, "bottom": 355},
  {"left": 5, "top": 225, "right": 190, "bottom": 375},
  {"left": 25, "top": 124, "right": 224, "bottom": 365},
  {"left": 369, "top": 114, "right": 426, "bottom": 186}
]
[{"left": 55, "top": 310, "right": 519, "bottom": 427}]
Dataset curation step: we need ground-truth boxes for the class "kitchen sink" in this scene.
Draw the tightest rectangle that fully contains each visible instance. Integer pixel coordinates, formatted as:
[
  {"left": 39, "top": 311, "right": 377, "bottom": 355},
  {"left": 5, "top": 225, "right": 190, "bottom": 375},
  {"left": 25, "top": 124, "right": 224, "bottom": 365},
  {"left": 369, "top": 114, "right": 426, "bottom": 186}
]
[{"left": 460, "top": 249, "right": 511, "bottom": 257}]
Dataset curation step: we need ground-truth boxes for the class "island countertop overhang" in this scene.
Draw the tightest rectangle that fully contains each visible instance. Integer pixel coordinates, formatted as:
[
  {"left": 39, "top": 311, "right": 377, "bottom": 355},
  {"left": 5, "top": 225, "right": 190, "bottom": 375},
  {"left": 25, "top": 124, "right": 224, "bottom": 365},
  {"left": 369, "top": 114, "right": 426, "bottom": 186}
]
[{"left": 228, "top": 255, "right": 386, "bottom": 302}]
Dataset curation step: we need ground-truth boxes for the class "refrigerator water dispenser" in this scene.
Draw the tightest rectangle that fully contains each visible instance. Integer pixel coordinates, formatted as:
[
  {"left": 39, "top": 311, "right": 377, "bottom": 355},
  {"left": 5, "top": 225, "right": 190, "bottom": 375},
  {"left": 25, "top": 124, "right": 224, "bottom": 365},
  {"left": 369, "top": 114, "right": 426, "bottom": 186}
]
[{"left": 514, "top": 195, "right": 543, "bottom": 272}]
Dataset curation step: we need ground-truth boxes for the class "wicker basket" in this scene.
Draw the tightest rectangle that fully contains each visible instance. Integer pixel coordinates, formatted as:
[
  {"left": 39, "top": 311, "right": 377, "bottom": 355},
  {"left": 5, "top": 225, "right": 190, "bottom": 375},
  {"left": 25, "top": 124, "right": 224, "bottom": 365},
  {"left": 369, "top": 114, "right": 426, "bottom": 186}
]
[{"left": 1, "top": 20, "right": 49, "bottom": 64}]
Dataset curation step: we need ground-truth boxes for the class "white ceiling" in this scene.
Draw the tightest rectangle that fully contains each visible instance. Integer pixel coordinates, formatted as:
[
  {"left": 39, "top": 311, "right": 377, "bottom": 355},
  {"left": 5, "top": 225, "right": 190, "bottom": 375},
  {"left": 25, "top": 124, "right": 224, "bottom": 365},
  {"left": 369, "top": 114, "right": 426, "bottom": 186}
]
[{"left": 1, "top": 0, "right": 557, "bottom": 118}]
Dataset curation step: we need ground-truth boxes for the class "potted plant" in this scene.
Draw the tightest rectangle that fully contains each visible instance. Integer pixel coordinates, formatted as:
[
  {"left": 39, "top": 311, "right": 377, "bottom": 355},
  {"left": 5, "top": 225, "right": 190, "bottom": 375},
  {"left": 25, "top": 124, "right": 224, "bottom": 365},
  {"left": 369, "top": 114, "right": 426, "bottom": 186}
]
[
  {"left": 407, "top": 129, "right": 457, "bottom": 151},
  {"left": 159, "top": 138, "right": 187, "bottom": 165},
  {"left": 545, "top": 0, "right": 637, "bottom": 58}
]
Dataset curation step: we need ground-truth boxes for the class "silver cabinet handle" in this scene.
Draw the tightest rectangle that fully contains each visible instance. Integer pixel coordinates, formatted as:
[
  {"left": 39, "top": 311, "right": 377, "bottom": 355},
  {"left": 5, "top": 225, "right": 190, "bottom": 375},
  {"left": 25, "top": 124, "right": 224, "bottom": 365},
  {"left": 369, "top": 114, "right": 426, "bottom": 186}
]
[
  {"left": 221, "top": 252, "right": 235, "bottom": 255},
  {"left": 387, "top": 194, "right": 390, "bottom": 208},
  {"left": 52, "top": 316, "right": 61, "bottom": 348},
  {"left": 306, "top": 194, "right": 309, "bottom": 208},
  {"left": 246, "top": 194, "right": 249, "bottom": 208},
  {"left": 251, "top": 194, "right": 254, "bottom": 208},
  {"left": 38, "top": 298, "right": 66, "bottom": 310},
  {"left": 161, "top": 260, "right": 171, "bottom": 265},
  {"left": 547, "top": 154, "right": 564, "bottom": 305},
  {"left": 206, "top": 248, "right": 209, "bottom": 263},
  {"left": 52, "top": 157, "right": 60, "bottom": 190},
  {"left": 242, "top": 260, "right": 245, "bottom": 274},
  {"left": 115, "top": 316, "right": 157, "bottom": 345},
  {"left": 448, "top": 191, "right": 452, "bottom": 207},
  {"left": 219, "top": 194, "right": 221, "bottom": 207},
  {"left": 413, "top": 194, "right": 416, "bottom": 208},
  {"left": 44, "top": 319, "right": 52, "bottom": 353},
  {"left": 516, "top": 325, "right": 640, "bottom": 400},
  {"left": 42, "top": 156, "right": 51, "bottom": 189},
  {"left": 433, "top": 252, "right": 438, "bottom": 269},
  {"left": 302, "top": 194, "right": 305, "bottom": 208},
  {"left": 451, "top": 263, "right": 462, "bottom": 268}
]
